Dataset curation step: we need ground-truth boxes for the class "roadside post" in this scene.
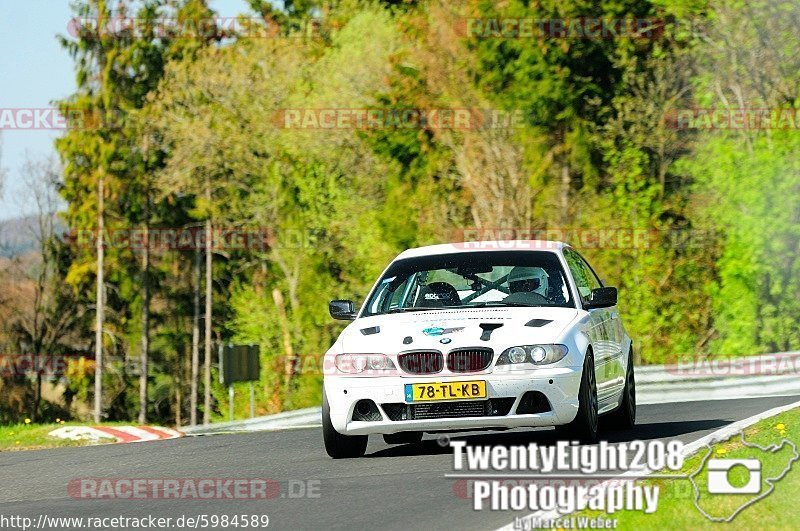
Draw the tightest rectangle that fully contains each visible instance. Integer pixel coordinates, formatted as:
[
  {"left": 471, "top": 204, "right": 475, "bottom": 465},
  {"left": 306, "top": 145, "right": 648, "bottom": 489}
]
[{"left": 219, "top": 344, "right": 261, "bottom": 421}]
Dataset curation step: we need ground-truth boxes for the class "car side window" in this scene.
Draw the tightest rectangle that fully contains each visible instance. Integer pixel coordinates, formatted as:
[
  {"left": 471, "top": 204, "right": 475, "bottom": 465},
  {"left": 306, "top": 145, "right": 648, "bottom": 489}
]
[
  {"left": 564, "top": 249, "right": 602, "bottom": 306},
  {"left": 382, "top": 273, "right": 419, "bottom": 311},
  {"left": 386, "top": 282, "right": 406, "bottom": 310},
  {"left": 576, "top": 252, "right": 604, "bottom": 289}
]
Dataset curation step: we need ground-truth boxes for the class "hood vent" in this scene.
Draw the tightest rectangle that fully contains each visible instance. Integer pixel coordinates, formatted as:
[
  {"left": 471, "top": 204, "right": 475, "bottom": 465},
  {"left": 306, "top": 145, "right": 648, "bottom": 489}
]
[
  {"left": 479, "top": 323, "right": 504, "bottom": 341},
  {"left": 525, "top": 319, "right": 553, "bottom": 328},
  {"left": 360, "top": 326, "right": 381, "bottom": 335}
]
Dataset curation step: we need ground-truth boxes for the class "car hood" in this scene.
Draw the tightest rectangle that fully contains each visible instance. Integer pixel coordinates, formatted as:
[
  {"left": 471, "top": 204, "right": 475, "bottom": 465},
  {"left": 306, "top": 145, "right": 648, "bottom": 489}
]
[{"left": 336, "top": 306, "right": 580, "bottom": 353}]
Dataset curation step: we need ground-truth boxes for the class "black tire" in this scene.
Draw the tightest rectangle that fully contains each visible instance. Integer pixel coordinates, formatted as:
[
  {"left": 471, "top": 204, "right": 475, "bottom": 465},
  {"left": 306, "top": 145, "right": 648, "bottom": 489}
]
[
  {"left": 556, "top": 350, "right": 599, "bottom": 444},
  {"left": 604, "top": 349, "right": 636, "bottom": 430},
  {"left": 322, "top": 390, "right": 368, "bottom": 459},
  {"left": 383, "top": 431, "right": 423, "bottom": 445}
]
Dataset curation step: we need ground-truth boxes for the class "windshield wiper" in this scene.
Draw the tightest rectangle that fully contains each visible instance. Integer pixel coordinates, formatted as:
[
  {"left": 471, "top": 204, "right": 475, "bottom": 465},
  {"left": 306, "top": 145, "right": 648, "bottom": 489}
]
[
  {"left": 385, "top": 302, "right": 537, "bottom": 314},
  {"left": 467, "top": 301, "right": 539, "bottom": 308},
  {"left": 386, "top": 306, "right": 442, "bottom": 314}
]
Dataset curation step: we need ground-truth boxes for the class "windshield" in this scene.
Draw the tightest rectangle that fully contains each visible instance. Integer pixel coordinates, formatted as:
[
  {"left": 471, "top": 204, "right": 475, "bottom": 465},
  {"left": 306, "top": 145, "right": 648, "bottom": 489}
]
[{"left": 362, "top": 250, "right": 574, "bottom": 316}]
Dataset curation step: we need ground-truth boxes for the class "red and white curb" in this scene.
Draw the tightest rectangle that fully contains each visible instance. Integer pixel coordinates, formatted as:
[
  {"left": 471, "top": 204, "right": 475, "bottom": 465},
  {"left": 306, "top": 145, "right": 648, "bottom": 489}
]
[{"left": 49, "top": 425, "right": 183, "bottom": 444}]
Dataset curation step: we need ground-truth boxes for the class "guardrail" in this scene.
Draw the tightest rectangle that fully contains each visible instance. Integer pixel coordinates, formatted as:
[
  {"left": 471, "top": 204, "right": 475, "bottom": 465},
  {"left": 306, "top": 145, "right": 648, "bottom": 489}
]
[
  {"left": 180, "top": 406, "right": 321, "bottom": 435},
  {"left": 184, "top": 351, "right": 800, "bottom": 434},
  {"left": 636, "top": 350, "right": 800, "bottom": 404}
]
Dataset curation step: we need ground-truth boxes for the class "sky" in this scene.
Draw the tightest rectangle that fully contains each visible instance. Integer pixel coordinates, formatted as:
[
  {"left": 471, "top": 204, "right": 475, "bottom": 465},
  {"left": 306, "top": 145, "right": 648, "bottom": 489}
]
[{"left": 0, "top": 0, "right": 249, "bottom": 221}]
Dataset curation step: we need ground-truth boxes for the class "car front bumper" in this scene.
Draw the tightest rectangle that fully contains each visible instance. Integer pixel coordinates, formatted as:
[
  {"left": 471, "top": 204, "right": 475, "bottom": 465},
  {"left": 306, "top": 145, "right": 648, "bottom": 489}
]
[{"left": 324, "top": 366, "right": 583, "bottom": 435}]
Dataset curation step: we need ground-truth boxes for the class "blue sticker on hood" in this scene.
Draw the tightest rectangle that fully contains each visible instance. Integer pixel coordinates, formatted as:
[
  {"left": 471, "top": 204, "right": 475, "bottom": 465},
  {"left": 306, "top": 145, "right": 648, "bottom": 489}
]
[{"left": 423, "top": 326, "right": 465, "bottom": 337}]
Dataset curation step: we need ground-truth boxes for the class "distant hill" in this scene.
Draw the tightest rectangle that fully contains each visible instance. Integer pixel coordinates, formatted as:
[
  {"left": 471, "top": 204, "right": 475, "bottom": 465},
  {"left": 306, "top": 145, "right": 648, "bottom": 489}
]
[{"left": 0, "top": 214, "right": 66, "bottom": 258}]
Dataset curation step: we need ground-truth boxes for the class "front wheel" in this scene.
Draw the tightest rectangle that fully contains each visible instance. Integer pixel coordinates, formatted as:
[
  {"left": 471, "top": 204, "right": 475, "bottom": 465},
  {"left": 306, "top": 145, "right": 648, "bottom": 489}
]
[
  {"left": 604, "top": 349, "right": 636, "bottom": 430},
  {"left": 322, "top": 389, "right": 368, "bottom": 458},
  {"left": 556, "top": 351, "right": 599, "bottom": 444}
]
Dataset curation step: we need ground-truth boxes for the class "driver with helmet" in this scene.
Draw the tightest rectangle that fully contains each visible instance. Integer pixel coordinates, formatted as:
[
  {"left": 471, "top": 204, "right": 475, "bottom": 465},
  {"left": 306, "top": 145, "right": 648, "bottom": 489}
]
[{"left": 503, "top": 266, "right": 549, "bottom": 305}]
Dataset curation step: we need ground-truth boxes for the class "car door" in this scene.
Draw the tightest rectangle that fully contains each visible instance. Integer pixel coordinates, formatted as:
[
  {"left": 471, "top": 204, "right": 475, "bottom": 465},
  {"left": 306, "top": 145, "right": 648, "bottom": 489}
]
[
  {"left": 576, "top": 251, "right": 626, "bottom": 400},
  {"left": 563, "top": 249, "right": 621, "bottom": 405}
]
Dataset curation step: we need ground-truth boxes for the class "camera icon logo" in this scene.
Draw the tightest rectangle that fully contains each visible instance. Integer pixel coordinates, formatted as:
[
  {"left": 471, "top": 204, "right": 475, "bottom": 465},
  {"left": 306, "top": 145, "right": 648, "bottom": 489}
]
[{"left": 707, "top": 459, "right": 761, "bottom": 494}]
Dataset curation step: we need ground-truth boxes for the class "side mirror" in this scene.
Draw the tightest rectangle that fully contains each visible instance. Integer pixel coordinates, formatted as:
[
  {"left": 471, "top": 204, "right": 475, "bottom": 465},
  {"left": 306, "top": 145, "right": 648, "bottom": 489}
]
[
  {"left": 585, "top": 287, "right": 618, "bottom": 309},
  {"left": 329, "top": 299, "right": 357, "bottom": 320}
]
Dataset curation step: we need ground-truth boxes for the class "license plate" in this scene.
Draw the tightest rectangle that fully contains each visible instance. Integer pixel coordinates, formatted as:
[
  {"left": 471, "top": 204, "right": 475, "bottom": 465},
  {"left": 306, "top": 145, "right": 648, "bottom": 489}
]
[{"left": 404, "top": 381, "right": 487, "bottom": 402}]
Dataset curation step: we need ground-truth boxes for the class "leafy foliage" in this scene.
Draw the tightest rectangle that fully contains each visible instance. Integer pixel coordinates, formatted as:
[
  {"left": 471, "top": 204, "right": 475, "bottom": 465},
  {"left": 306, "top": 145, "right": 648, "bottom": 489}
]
[{"left": 2, "top": 0, "right": 796, "bottom": 424}]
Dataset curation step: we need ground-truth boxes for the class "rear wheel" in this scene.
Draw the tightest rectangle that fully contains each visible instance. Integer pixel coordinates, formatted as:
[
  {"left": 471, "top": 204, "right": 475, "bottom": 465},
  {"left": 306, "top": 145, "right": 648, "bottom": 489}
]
[
  {"left": 556, "top": 351, "right": 599, "bottom": 444},
  {"left": 383, "top": 431, "right": 423, "bottom": 445},
  {"left": 604, "top": 349, "right": 636, "bottom": 430},
  {"left": 322, "top": 390, "right": 368, "bottom": 458}
]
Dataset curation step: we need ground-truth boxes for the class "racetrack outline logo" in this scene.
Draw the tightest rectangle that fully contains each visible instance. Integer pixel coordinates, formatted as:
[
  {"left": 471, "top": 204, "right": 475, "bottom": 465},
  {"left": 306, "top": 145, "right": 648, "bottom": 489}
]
[
  {"left": 707, "top": 459, "right": 760, "bottom": 494},
  {"left": 689, "top": 431, "right": 799, "bottom": 522}
]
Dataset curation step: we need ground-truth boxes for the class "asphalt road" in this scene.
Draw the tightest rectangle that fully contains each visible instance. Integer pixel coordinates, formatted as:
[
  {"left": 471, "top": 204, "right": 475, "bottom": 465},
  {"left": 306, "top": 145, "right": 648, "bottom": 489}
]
[{"left": 1, "top": 395, "right": 798, "bottom": 531}]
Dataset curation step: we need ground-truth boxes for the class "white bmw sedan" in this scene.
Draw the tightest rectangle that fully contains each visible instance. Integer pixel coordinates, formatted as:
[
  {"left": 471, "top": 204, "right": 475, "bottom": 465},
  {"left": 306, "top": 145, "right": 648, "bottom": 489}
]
[{"left": 322, "top": 241, "right": 635, "bottom": 458}]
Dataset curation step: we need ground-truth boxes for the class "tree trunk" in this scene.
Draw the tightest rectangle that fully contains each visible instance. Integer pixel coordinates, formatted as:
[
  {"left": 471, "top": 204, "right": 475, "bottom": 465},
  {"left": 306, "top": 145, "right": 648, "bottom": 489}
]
[
  {"left": 175, "top": 355, "right": 183, "bottom": 428},
  {"left": 203, "top": 187, "right": 213, "bottom": 425},
  {"left": 560, "top": 162, "right": 570, "bottom": 225},
  {"left": 33, "top": 358, "right": 42, "bottom": 422},
  {"left": 190, "top": 244, "right": 200, "bottom": 426},
  {"left": 138, "top": 216, "right": 150, "bottom": 424},
  {"left": 94, "top": 173, "right": 105, "bottom": 424},
  {"left": 272, "top": 288, "right": 294, "bottom": 407}
]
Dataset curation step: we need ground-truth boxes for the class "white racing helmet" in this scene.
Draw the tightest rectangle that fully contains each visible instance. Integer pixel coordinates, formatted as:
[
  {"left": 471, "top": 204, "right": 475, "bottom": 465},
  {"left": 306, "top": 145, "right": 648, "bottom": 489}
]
[{"left": 507, "top": 266, "right": 548, "bottom": 296}]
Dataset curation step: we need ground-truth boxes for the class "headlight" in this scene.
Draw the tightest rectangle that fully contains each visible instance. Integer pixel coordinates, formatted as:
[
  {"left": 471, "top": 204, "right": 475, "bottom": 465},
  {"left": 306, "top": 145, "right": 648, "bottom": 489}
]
[
  {"left": 335, "top": 353, "right": 396, "bottom": 374},
  {"left": 530, "top": 346, "right": 547, "bottom": 363},
  {"left": 496, "top": 345, "right": 568, "bottom": 365},
  {"left": 507, "top": 347, "right": 528, "bottom": 364}
]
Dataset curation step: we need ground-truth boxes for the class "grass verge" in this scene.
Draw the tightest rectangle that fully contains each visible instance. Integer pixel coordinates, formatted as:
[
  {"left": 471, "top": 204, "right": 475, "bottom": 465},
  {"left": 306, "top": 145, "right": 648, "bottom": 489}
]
[
  {"left": 0, "top": 421, "right": 125, "bottom": 452},
  {"left": 572, "top": 406, "right": 800, "bottom": 530}
]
